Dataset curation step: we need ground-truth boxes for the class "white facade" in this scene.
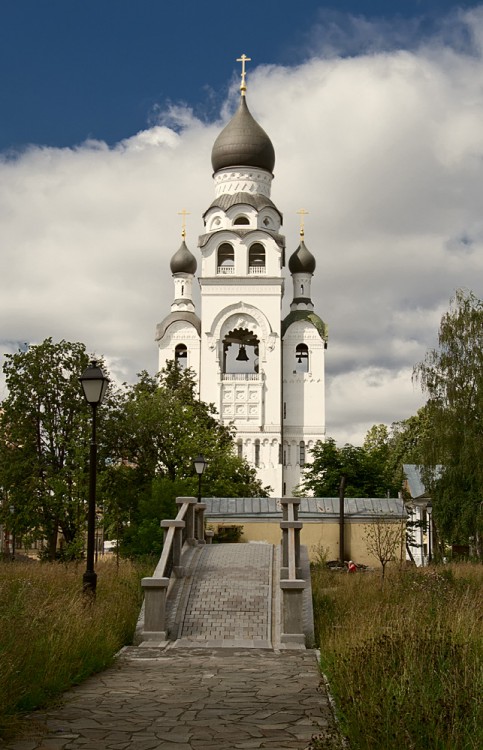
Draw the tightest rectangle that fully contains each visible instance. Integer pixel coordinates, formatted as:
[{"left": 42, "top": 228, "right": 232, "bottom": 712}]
[{"left": 156, "top": 80, "right": 327, "bottom": 496}]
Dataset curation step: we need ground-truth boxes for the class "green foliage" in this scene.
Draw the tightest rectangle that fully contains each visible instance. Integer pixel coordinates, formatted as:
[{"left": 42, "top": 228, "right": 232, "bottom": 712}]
[
  {"left": 0, "top": 339, "right": 96, "bottom": 559},
  {"left": 300, "top": 436, "right": 400, "bottom": 498},
  {"left": 102, "top": 363, "right": 267, "bottom": 557},
  {"left": 213, "top": 525, "right": 244, "bottom": 543},
  {"left": 414, "top": 289, "right": 483, "bottom": 549},
  {"left": 312, "top": 563, "right": 483, "bottom": 750},
  {"left": 0, "top": 349, "right": 267, "bottom": 561}
]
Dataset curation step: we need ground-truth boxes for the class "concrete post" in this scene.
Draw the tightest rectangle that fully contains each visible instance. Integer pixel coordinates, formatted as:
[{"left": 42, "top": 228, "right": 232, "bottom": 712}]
[
  {"left": 280, "top": 498, "right": 303, "bottom": 579},
  {"left": 280, "top": 579, "right": 306, "bottom": 646},
  {"left": 280, "top": 521, "right": 303, "bottom": 579},
  {"left": 195, "top": 503, "right": 206, "bottom": 543},
  {"left": 205, "top": 530, "right": 215, "bottom": 544},
  {"left": 160, "top": 519, "right": 186, "bottom": 576},
  {"left": 141, "top": 576, "right": 170, "bottom": 641},
  {"left": 176, "top": 497, "right": 198, "bottom": 545},
  {"left": 281, "top": 498, "right": 301, "bottom": 520}
]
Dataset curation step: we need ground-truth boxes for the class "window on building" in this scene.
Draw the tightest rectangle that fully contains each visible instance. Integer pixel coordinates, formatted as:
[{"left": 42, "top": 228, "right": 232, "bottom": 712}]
[
  {"left": 248, "top": 243, "right": 265, "bottom": 273},
  {"left": 295, "top": 343, "right": 309, "bottom": 373},
  {"left": 299, "top": 441, "right": 306, "bottom": 467},
  {"left": 175, "top": 343, "right": 188, "bottom": 370},
  {"left": 217, "top": 243, "right": 235, "bottom": 273},
  {"left": 255, "top": 439, "right": 260, "bottom": 467},
  {"left": 234, "top": 215, "right": 250, "bottom": 225},
  {"left": 237, "top": 439, "right": 243, "bottom": 459}
]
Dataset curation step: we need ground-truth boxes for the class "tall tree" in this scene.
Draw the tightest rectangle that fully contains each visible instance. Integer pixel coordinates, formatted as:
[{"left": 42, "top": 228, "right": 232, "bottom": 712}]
[
  {"left": 102, "top": 363, "right": 269, "bottom": 556},
  {"left": 0, "top": 339, "right": 98, "bottom": 559},
  {"left": 300, "top": 437, "right": 400, "bottom": 498},
  {"left": 414, "top": 289, "right": 483, "bottom": 551}
]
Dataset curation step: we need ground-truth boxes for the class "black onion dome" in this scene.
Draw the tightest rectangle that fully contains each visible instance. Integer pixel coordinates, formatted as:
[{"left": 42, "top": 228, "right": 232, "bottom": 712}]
[
  {"left": 170, "top": 240, "right": 197, "bottom": 275},
  {"left": 288, "top": 239, "right": 316, "bottom": 274},
  {"left": 211, "top": 96, "right": 275, "bottom": 173}
]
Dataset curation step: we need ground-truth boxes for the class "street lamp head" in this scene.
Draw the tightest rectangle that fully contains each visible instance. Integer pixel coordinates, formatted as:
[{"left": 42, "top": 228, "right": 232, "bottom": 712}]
[
  {"left": 194, "top": 454, "right": 207, "bottom": 476},
  {"left": 80, "top": 360, "right": 109, "bottom": 406}
]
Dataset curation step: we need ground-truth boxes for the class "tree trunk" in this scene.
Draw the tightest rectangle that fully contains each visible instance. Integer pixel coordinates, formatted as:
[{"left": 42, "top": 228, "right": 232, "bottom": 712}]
[{"left": 46, "top": 525, "right": 58, "bottom": 561}]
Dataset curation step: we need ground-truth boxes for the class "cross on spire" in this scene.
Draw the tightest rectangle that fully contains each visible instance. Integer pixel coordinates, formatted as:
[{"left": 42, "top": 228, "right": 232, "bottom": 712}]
[
  {"left": 296, "top": 208, "right": 309, "bottom": 237},
  {"left": 177, "top": 208, "right": 191, "bottom": 239},
  {"left": 236, "top": 54, "right": 251, "bottom": 96}
]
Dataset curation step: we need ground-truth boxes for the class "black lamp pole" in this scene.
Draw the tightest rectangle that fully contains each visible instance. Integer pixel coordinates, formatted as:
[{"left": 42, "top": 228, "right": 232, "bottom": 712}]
[
  {"left": 427, "top": 501, "right": 433, "bottom": 565},
  {"left": 194, "top": 454, "right": 207, "bottom": 504},
  {"left": 80, "top": 360, "right": 108, "bottom": 594}
]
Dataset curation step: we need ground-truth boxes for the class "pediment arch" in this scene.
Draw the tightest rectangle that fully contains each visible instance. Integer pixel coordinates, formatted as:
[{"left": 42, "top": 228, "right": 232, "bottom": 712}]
[{"left": 206, "top": 302, "right": 277, "bottom": 363}]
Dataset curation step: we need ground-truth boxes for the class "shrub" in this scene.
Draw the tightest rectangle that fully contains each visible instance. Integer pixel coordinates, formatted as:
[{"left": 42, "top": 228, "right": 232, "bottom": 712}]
[{"left": 213, "top": 524, "right": 244, "bottom": 543}]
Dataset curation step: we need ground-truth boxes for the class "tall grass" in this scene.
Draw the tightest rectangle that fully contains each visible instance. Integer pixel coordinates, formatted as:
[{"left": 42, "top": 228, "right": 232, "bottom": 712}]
[
  {"left": 0, "top": 557, "right": 151, "bottom": 738},
  {"left": 312, "top": 563, "right": 483, "bottom": 750}
]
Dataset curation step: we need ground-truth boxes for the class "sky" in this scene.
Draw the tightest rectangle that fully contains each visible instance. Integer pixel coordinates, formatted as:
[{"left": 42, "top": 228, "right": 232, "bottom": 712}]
[{"left": 1, "top": 0, "right": 483, "bottom": 445}]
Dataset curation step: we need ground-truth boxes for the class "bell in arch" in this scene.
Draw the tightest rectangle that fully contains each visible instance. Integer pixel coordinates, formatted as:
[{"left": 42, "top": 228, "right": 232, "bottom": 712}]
[{"left": 236, "top": 345, "right": 249, "bottom": 362}]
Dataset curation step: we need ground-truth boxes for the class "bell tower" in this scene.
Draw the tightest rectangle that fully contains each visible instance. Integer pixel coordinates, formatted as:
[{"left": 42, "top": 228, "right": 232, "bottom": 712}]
[{"left": 156, "top": 56, "right": 327, "bottom": 496}]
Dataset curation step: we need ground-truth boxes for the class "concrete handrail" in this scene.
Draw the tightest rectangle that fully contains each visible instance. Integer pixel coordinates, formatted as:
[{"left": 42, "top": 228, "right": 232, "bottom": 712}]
[
  {"left": 139, "top": 496, "right": 203, "bottom": 642},
  {"left": 154, "top": 499, "right": 191, "bottom": 578}
]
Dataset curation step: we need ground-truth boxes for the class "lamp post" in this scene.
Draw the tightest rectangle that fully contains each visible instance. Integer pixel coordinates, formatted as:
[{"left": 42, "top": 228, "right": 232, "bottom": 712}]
[
  {"left": 194, "top": 454, "right": 206, "bottom": 504},
  {"left": 79, "top": 360, "right": 108, "bottom": 594},
  {"left": 426, "top": 500, "right": 433, "bottom": 565}
]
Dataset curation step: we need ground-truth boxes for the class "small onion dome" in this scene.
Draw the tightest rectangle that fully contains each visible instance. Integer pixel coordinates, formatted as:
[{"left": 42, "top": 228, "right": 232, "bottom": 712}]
[
  {"left": 211, "top": 96, "right": 275, "bottom": 173},
  {"left": 288, "top": 239, "right": 316, "bottom": 274},
  {"left": 170, "top": 240, "right": 197, "bottom": 275}
]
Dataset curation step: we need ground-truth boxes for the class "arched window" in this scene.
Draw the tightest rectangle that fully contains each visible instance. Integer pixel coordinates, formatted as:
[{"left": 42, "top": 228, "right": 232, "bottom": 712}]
[
  {"left": 217, "top": 243, "right": 235, "bottom": 274},
  {"left": 222, "top": 328, "right": 259, "bottom": 375},
  {"left": 234, "top": 215, "right": 249, "bottom": 225},
  {"left": 295, "top": 343, "right": 309, "bottom": 373},
  {"left": 175, "top": 343, "right": 188, "bottom": 370},
  {"left": 299, "top": 441, "right": 306, "bottom": 467},
  {"left": 248, "top": 243, "right": 265, "bottom": 274},
  {"left": 237, "top": 439, "right": 243, "bottom": 459}
]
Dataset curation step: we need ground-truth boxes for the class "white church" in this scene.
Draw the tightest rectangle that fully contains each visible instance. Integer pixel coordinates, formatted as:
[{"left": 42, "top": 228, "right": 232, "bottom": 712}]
[{"left": 156, "top": 57, "right": 328, "bottom": 497}]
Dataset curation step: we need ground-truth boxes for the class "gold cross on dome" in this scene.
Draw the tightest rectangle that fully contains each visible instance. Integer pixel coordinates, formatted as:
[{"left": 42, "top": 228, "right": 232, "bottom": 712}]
[
  {"left": 236, "top": 54, "right": 251, "bottom": 95},
  {"left": 177, "top": 208, "right": 190, "bottom": 238},
  {"left": 296, "top": 208, "right": 309, "bottom": 237}
]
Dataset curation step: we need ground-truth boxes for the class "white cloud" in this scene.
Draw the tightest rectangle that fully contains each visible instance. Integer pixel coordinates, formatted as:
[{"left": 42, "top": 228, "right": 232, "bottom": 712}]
[{"left": 1, "top": 10, "right": 483, "bottom": 444}]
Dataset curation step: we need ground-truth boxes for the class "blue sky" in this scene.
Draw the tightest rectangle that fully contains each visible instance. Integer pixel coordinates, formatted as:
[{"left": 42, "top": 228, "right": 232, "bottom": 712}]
[
  {"left": 1, "top": 1, "right": 481, "bottom": 151},
  {"left": 1, "top": 1, "right": 483, "bottom": 444}
]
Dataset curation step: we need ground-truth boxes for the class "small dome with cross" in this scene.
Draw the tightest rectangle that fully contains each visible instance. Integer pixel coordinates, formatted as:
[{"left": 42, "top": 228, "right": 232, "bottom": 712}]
[{"left": 170, "top": 240, "right": 197, "bottom": 275}]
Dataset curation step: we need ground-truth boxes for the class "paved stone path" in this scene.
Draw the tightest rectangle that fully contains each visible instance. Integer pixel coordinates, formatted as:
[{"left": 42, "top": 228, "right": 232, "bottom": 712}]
[
  {"left": 171, "top": 543, "right": 273, "bottom": 648},
  {"left": 4, "top": 648, "right": 339, "bottom": 750},
  {"left": 4, "top": 544, "right": 341, "bottom": 748}
]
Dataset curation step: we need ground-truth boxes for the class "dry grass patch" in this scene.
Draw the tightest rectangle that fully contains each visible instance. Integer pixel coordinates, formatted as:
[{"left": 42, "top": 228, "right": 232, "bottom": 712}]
[
  {"left": 0, "top": 557, "right": 151, "bottom": 738},
  {"left": 312, "top": 563, "right": 483, "bottom": 750}
]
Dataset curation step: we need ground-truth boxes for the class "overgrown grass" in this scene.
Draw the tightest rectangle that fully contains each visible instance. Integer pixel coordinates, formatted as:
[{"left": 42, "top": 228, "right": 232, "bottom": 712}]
[
  {"left": 312, "top": 562, "right": 483, "bottom": 750},
  {"left": 0, "top": 557, "right": 152, "bottom": 738}
]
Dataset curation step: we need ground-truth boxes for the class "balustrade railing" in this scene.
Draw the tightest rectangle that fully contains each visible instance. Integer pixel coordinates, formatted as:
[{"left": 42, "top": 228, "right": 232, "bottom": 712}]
[
  {"left": 221, "top": 373, "right": 261, "bottom": 381},
  {"left": 139, "top": 497, "right": 208, "bottom": 642}
]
